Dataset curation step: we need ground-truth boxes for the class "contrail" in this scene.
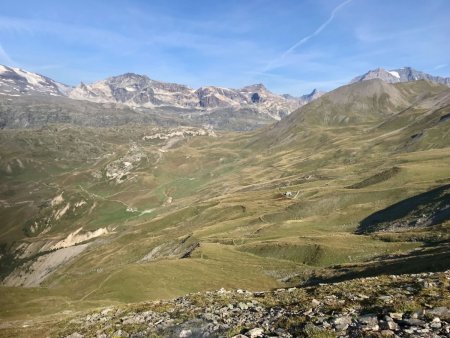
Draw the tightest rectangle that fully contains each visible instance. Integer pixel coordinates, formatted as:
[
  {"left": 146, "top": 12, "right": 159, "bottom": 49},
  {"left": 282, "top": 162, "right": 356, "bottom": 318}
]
[{"left": 263, "top": 0, "right": 353, "bottom": 72}]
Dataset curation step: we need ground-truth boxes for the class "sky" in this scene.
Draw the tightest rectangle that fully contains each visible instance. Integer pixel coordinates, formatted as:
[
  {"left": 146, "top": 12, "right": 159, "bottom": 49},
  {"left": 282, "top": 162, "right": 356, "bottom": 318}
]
[{"left": 0, "top": 0, "right": 449, "bottom": 95}]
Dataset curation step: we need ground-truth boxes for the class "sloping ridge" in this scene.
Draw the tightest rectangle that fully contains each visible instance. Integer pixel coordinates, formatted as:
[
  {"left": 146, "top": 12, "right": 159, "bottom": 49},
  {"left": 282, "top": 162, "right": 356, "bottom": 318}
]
[
  {"left": 285, "top": 79, "right": 411, "bottom": 126},
  {"left": 257, "top": 79, "right": 449, "bottom": 148}
]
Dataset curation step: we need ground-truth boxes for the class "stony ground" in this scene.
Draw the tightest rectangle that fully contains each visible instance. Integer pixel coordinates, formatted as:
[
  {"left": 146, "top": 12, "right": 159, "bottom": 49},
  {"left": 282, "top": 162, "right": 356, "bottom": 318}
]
[{"left": 58, "top": 270, "right": 450, "bottom": 338}]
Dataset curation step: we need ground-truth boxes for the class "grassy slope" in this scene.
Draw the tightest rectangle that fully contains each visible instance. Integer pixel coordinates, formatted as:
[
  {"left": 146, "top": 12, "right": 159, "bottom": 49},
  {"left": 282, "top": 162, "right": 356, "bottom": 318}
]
[{"left": 0, "top": 80, "right": 449, "bottom": 326}]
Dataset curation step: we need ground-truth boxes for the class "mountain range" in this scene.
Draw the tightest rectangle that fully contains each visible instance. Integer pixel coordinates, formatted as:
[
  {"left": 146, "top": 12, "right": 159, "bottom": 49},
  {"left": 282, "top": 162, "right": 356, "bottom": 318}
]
[
  {"left": 0, "top": 65, "right": 322, "bottom": 125},
  {"left": 1, "top": 64, "right": 449, "bottom": 132},
  {"left": 351, "top": 66, "right": 450, "bottom": 86}
]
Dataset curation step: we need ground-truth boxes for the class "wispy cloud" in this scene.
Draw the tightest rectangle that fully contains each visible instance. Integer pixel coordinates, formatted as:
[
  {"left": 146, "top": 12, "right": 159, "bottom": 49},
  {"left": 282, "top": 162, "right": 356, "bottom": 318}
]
[
  {"left": 0, "top": 43, "right": 16, "bottom": 65},
  {"left": 434, "top": 63, "right": 447, "bottom": 70},
  {"left": 263, "top": 0, "right": 353, "bottom": 72},
  {"left": 0, "top": 15, "right": 131, "bottom": 51},
  {"left": 355, "top": 24, "right": 442, "bottom": 44}
]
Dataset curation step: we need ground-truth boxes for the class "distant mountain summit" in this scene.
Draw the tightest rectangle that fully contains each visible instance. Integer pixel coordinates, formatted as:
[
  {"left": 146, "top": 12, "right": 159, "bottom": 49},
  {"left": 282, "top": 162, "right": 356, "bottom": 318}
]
[
  {"left": 0, "top": 64, "right": 327, "bottom": 129},
  {"left": 351, "top": 67, "right": 450, "bottom": 86},
  {"left": 300, "top": 88, "right": 325, "bottom": 103},
  {"left": 69, "top": 73, "right": 198, "bottom": 108},
  {"left": 0, "top": 65, "right": 70, "bottom": 96},
  {"left": 68, "top": 73, "right": 313, "bottom": 120}
]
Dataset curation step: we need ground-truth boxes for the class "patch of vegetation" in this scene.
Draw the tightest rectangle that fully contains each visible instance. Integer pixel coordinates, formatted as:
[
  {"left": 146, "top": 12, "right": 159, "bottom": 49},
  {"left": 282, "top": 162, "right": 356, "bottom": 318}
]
[
  {"left": 346, "top": 166, "right": 401, "bottom": 189},
  {"left": 0, "top": 243, "right": 19, "bottom": 280}
]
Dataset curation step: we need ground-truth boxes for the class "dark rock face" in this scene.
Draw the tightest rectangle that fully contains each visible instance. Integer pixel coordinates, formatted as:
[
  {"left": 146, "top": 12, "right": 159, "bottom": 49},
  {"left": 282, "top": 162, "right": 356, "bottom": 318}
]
[
  {"left": 251, "top": 93, "right": 261, "bottom": 103},
  {"left": 357, "top": 184, "right": 450, "bottom": 233},
  {"left": 300, "top": 88, "right": 325, "bottom": 103}
]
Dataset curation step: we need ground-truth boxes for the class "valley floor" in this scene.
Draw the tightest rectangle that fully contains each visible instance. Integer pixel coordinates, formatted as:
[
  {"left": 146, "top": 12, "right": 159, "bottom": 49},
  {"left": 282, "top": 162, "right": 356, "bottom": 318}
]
[{"left": 1, "top": 79, "right": 450, "bottom": 336}]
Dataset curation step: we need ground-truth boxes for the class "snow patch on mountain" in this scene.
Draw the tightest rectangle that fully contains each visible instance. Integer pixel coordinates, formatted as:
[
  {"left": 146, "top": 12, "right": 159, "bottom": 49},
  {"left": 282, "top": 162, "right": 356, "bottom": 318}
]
[
  {"left": 0, "top": 65, "right": 71, "bottom": 96},
  {"left": 387, "top": 71, "right": 400, "bottom": 79}
]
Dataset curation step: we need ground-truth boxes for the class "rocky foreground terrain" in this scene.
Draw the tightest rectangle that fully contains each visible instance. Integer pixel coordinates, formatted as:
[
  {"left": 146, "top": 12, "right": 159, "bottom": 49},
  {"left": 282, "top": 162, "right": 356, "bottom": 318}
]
[{"left": 58, "top": 270, "right": 450, "bottom": 338}]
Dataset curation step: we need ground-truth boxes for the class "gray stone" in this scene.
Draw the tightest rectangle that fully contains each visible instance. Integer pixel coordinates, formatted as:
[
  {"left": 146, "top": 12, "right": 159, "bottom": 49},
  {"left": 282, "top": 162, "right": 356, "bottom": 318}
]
[
  {"left": 247, "top": 328, "right": 264, "bottom": 337},
  {"left": 66, "top": 333, "right": 84, "bottom": 338},
  {"left": 380, "top": 320, "right": 400, "bottom": 331},
  {"left": 238, "top": 302, "right": 249, "bottom": 310},
  {"left": 179, "top": 329, "right": 192, "bottom": 337},
  {"left": 428, "top": 307, "right": 449, "bottom": 320},
  {"left": 333, "top": 316, "right": 352, "bottom": 331},
  {"left": 358, "top": 314, "right": 379, "bottom": 330},
  {"left": 378, "top": 295, "right": 392, "bottom": 302},
  {"left": 100, "top": 308, "right": 113, "bottom": 316},
  {"left": 311, "top": 299, "right": 321, "bottom": 307},
  {"left": 389, "top": 312, "right": 403, "bottom": 320},
  {"left": 333, "top": 316, "right": 352, "bottom": 325},
  {"left": 401, "top": 318, "right": 426, "bottom": 327},
  {"left": 430, "top": 321, "right": 441, "bottom": 329},
  {"left": 113, "top": 330, "right": 129, "bottom": 338}
]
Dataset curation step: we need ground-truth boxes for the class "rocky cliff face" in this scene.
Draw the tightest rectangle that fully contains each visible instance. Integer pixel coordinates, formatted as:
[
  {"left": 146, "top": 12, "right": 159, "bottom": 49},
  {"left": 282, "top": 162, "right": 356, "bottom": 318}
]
[
  {"left": 300, "top": 88, "right": 325, "bottom": 103},
  {"left": 196, "top": 86, "right": 247, "bottom": 108},
  {"left": 69, "top": 75, "right": 306, "bottom": 120},
  {"left": 351, "top": 67, "right": 450, "bottom": 86},
  {"left": 69, "top": 73, "right": 199, "bottom": 108}
]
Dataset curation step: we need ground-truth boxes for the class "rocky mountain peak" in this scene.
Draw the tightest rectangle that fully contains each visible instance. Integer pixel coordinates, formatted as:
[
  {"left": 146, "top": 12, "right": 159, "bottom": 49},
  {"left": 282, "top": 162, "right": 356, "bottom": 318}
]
[
  {"left": 352, "top": 66, "right": 450, "bottom": 86},
  {"left": 0, "top": 64, "right": 70, "bottom": 96},
  {"left": 107, "top": 72, "right": 151, "bottom": 84},
  {"left": 351, "top": 68, "right": 400, "bottom": 84},
  {"left": 300, "top": 88, "right": 325, "bottom": 103},
  {"left": 79, "top": 81, "right": 88, "bottom": 89},
  {"left": 241, "top": 83, "right": 267, "bottom": 93}
]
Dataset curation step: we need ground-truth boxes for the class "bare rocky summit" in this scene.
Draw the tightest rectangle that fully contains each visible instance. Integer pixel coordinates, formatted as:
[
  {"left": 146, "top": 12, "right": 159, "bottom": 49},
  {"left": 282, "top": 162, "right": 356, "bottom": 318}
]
[
  {"left": 69, "top": 75, "right": 305, "bottom": 121},
  {"left": 0, "top": 65, "right": 70, "bottom": 96},
  {"left": 351, "top": 67, "right": 450, "bottom": 86}
]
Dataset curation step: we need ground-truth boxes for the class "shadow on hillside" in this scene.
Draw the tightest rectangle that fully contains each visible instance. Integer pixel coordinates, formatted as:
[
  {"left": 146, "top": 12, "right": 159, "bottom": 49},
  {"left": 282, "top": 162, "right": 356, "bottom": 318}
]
[
  {"left": 346, "top": 167, "right": 401, "bottom": 189},
  {"left": 356, "top": 184, "right": 450, "bottom": 234},
  {"left": 298, "top": 240, "right": 450, "bottom": 286}
]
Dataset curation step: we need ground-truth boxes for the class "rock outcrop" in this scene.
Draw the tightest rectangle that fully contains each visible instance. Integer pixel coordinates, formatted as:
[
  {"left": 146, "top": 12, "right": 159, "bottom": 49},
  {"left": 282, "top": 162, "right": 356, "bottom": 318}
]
[{"left": 58, "top": 270, "right": 450, "bottom": 337}]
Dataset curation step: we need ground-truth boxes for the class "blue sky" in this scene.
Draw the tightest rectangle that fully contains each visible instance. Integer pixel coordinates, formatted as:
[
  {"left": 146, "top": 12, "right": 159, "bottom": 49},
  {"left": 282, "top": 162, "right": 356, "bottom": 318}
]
[{"left": 0, "top": 0, "right": 449, "bottom": 95}]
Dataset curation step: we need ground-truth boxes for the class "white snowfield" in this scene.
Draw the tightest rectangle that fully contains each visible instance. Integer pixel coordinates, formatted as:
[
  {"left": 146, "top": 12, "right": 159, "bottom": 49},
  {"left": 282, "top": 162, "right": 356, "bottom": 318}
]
[{"left": 387, "top": 70, "right": 400, "bottom": 79}]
